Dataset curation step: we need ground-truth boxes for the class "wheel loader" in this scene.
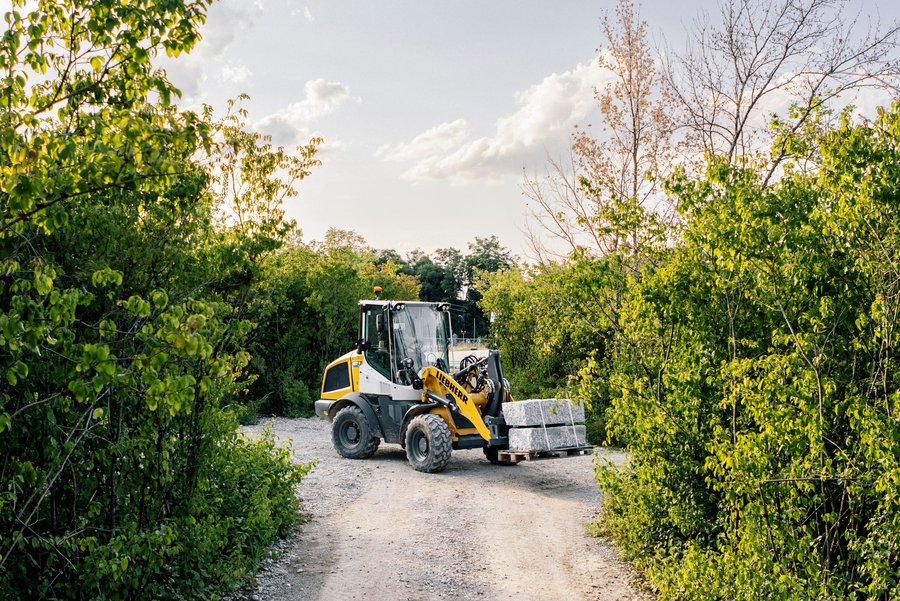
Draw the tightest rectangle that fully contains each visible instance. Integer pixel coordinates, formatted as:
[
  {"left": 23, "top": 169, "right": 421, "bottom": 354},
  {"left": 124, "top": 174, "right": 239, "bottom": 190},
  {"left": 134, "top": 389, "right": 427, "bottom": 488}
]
[{"left": 314, "top": 292, "right": 515, "bottom": 473}]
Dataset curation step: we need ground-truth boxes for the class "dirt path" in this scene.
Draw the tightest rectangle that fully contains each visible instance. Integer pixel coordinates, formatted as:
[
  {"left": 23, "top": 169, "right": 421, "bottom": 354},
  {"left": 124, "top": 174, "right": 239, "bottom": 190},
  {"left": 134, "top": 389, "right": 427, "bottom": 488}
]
[{"left": 239, "top": 418, "right": 645, "bottom": 601}]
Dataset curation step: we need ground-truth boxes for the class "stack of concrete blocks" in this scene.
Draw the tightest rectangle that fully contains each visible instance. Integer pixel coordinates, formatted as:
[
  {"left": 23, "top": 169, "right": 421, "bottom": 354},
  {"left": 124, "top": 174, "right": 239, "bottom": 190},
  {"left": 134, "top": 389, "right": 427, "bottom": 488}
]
[{"left": 502, "top": 398, "right": 587, "bottom": 452}]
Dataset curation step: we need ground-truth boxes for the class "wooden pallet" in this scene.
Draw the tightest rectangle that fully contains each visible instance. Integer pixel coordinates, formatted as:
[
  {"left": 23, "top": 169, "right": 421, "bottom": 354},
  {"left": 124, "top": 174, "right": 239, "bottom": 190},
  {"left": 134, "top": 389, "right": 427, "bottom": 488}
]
[{"left": 497, "top": 445, "right": 594, "bottom": 464}]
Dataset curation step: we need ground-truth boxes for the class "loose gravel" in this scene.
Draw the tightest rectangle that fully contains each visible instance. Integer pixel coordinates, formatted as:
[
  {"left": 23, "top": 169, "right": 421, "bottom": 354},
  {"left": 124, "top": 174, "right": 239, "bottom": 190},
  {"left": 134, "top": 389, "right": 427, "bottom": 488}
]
[{"left": 232, "top": 417, "right": 647, "bottom": 601}]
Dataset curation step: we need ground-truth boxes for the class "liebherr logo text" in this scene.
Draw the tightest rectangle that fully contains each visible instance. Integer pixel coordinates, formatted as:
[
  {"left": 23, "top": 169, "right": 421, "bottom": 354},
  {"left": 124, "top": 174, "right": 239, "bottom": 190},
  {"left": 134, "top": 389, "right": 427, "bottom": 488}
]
[{"left": 435, "top": 371, "right": 465, "bottom": 400}]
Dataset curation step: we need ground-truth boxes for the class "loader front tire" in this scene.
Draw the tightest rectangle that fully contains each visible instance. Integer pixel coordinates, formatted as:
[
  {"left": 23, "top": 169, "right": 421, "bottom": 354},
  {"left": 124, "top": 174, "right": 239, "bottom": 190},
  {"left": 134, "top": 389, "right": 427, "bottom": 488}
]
[
  {"left": 405, "top": 414, "right": 452, "bottom": 473},
  {"left": 332, "top": 406, "right": 380, "bottom": 459}
]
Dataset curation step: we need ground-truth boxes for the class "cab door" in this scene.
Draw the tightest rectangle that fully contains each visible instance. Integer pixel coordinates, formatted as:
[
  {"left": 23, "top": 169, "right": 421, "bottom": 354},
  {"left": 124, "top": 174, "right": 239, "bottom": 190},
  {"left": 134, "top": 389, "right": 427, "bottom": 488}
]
[
  {"left": 388, "top": 310, "right": 421, "bottom": 401},
  {"left": 358, "top": 305, "right": 393, "bottom": 396}
]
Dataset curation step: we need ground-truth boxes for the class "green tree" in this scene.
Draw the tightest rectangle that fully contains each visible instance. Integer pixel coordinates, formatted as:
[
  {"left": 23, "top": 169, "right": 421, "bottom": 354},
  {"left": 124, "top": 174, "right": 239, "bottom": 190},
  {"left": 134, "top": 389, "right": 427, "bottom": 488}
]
[
  {"left": 459, "top": 236, "right": 514, "bottom": 339},
  {"left": 478, "top": 259, "right": 616, "bottom": 441},
  {"left": 1, "top": 0, "right": 211, "bottom": 237},
  {"left": 0, "top": 2, "right": 314, "bottom": 597},
  {"left": 373, "top": 238, "right": 514, "bottom": 339},
  {"left": 247, "top": 233, "right": 419, "bottom": 417},
  {"left": 598, "top": 103, "right": 900, "bottom": 599}
]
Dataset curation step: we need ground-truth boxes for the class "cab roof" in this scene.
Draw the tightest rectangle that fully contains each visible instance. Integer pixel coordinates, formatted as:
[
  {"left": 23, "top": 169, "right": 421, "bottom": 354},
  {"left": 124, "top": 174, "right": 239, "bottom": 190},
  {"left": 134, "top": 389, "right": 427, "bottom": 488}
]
[{"left": 358, "top": 300, "right": 449, "bottom": 309}]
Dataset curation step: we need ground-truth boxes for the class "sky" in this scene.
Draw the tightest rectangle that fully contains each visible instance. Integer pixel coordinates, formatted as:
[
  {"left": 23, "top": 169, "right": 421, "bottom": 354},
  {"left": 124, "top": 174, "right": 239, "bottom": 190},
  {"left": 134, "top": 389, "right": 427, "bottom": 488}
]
[{"left": 163, "top": 0, "right": 899, "bottom": 261}]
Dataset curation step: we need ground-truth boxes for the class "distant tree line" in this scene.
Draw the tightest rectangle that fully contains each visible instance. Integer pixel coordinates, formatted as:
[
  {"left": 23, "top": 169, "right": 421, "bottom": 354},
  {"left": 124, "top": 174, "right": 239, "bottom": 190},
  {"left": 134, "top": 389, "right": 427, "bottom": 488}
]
[{"left": 245, "top": 231, "right": 514, "bottom": 417}]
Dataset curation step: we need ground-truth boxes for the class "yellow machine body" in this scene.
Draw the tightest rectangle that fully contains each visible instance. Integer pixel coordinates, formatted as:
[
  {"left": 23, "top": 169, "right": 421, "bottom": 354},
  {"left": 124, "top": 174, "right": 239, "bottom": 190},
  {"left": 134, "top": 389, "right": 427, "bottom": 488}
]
[{"left": 314, "top": 298, "right": 512, "bottom": 472}]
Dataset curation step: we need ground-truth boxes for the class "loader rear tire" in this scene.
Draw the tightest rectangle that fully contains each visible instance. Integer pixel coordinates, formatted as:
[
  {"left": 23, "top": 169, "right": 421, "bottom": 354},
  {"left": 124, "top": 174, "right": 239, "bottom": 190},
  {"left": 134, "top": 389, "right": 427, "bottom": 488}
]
[
  {"left": 405, "top": 414, "right": 452, "bottom": 473},
  {"left": 332, "top": 406, "right": 380, "bottom": 459}
]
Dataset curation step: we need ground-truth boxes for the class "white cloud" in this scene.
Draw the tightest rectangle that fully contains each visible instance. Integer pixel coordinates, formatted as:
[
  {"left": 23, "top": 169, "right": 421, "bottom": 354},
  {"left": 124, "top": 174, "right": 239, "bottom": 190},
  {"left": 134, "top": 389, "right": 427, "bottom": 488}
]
[
  {"left": 256, "top": 79, "right": 352, "bottom": 145},
  {"left": 290, "top": 5, "right": 315, "bottom": 22},
  {"left": 220, "top": 64, "right": 251, "bottom": 84},
  {"left": 378, "top": 57, "right": 613, "bottom": 183},
  {"left": 161, "top": 0, "right": 264, "bottom": 99},
  {"left": 376, "top": 119, "right": 469, "bottom": 162},
  {"left": 318, "top": 137, "right": 347, "bottom": 155},
  {"left": 283, "top": 79, "right": 351, "bottom": 122}
]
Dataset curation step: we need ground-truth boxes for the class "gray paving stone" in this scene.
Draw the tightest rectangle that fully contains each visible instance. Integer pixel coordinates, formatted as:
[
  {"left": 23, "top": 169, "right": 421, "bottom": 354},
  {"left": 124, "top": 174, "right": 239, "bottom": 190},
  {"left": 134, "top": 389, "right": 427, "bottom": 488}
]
[
  {"left": 501, "top": 398, "right": 585, "bottom": 427},
  {"left": 508, "top": 425, "right": 587, "bottom": 452}
]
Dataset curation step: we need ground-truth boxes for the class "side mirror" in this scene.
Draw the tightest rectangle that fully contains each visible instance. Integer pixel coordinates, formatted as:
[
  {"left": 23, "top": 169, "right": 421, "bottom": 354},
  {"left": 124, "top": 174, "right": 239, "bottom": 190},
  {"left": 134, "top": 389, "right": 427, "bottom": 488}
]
[{"left": 376, "top": 313, "right": 386, "bottom": 333}]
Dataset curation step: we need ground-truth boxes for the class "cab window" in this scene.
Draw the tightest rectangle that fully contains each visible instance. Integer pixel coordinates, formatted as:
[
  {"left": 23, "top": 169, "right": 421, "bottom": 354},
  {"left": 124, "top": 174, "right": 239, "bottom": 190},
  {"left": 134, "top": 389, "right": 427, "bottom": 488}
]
[{"left": 363, "top": 307, "right": 391, "bottom": 378}]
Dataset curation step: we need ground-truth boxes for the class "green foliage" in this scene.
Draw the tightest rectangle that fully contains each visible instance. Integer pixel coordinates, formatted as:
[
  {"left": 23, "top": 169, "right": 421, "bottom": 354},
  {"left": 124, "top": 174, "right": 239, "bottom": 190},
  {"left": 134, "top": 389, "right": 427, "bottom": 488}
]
[
  {"left": 598, "top": 103, "right": 900, "bottom": 599},
  {"left": 0, "top": 2, "right": 316, "bottom": 598},
  {"left": 0, "top": 0, "right": 212, "bottom": 238},
  {"left": 0, "top": 168, "right": 315, "bottom": 598},
  {"left": 377, "top": 236, "right": 514, "bottom": 337},
  {"left": 402, "top": 251, "right": 461, "bottom": 303},
  {"left": 6, "top": 419, "right": 311, "bottom": 601},
  {"left": 478, "top": 260, "right": 616, "bottom": 442},
  {"left": 247, "top": 232, "right": 420, "bottom": 417},
  {"left": 456, "top": 236, "right": 515, "bottom": 338}
]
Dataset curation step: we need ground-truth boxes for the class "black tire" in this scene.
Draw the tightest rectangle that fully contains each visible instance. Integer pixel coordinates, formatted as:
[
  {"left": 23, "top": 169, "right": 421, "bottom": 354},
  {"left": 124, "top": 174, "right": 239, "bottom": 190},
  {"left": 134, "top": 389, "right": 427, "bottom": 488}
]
[
  {"left": 332, "top": 406, "right": 380, "bottom": 459},
  {"left": 405, "top": 414, "right": 452, "bottom": 473},
  {"left": 483, "top": 446, "right": 513, "bottom": 465}
]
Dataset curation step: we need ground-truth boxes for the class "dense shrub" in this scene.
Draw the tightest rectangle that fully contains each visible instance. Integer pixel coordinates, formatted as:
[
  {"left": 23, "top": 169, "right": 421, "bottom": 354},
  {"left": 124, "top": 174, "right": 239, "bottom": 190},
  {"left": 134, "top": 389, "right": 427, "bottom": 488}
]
[
  {"left": 3, "top": 419, "right": 310, "bottom": 600},
  {"left": 0, "top": 2, "right": 317, "bottom": 598},
  {"left": 597, "top": 104, "right": 900, "bottom": 599},
  {"left": 478, "top": 260, "right": 617, "bottom": 442},
  {"left": 0, "top": 170, "right": 316, "bottom": 599}
]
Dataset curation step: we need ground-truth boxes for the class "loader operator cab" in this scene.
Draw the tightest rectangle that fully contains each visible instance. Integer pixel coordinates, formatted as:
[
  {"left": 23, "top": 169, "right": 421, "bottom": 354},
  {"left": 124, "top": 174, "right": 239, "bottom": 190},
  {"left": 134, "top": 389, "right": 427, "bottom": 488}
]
[{"left": 359, "top": 301, "right": 451, "bottom": 384}]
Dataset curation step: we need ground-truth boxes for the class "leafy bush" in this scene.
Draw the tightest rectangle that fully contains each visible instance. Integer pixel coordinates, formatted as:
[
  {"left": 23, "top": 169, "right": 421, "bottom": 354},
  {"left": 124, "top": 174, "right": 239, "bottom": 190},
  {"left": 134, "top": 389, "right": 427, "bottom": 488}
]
[
  {"left": 0, "top": 2, "right": 318, "bottom": 598},
  {"left": 597, "top": 104, "right": 900, "bottom": 599},
  {"left": 5, "top": 420, "right": 312, "bottom": 601},
  {"left": 0, "top": 176, "right": 316, "bottom": 599},
  {"left": 158, "top": 423, "right": 314, "bottom": 599},
  {"left": 478, "top": 261, "right": 617, "bottom": 443}
]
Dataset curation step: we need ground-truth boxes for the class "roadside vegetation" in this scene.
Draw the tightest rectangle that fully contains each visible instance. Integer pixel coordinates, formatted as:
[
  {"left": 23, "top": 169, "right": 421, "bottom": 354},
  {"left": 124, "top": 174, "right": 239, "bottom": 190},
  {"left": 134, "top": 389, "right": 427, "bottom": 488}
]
[
  {"left": 4, "top": 0, "right": 900, "bottom": 599},
  {"left": 0, "top": 1, "right": 315, "bottom": 597},
  {"left": 599, "top": 102, "right": 900, "bottom": 600},
  {"left": 481, "top": 0, "right": 900, "bottom": 598}
]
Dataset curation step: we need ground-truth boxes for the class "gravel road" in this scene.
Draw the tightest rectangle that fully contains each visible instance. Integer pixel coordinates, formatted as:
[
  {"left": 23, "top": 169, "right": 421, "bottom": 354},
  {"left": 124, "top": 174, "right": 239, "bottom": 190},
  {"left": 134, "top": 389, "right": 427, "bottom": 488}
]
[{"left": 237, "top": 417, "right": 645, "bottom": 601}]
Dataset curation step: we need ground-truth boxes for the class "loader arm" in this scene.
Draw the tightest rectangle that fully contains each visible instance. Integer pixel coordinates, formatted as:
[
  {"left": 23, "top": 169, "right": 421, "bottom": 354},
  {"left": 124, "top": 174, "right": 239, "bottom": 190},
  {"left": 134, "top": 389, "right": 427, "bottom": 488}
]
[{"left": 419, "top": 366, "right": 491, "bottom": 441}]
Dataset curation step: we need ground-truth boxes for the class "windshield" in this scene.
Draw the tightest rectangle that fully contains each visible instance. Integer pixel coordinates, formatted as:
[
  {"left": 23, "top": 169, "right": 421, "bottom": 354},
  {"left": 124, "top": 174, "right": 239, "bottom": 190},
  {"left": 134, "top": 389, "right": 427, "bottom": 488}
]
[{"left": 391, "top": 305, "right": 450, "bottom": 375}]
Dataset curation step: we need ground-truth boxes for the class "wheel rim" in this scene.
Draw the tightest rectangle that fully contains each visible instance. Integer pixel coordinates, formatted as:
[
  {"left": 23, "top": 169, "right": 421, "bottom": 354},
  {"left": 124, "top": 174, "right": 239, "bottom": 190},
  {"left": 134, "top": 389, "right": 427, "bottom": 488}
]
[
  {"left": 338, "top": 420, "right": 361, "bottom": 447},
  {"left": 409, "top": 429, "right": 429, "bottom": 462}
]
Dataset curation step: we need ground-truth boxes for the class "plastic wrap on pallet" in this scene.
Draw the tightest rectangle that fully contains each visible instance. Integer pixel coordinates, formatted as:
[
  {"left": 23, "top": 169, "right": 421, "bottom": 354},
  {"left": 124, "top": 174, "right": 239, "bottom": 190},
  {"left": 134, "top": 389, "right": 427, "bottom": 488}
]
[
  {"left": 508, "top": 425, "right": 587, "bottom": 452},
  {"left": 501, "top": 398, "right": 585, "bottom": 427}
]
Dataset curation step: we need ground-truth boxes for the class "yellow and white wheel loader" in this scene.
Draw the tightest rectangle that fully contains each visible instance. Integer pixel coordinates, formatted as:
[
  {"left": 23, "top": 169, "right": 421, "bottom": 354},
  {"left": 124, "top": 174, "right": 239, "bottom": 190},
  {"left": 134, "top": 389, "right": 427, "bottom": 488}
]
[{"left": 314, "top": 294, "right": 513, "bottom": 473}]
